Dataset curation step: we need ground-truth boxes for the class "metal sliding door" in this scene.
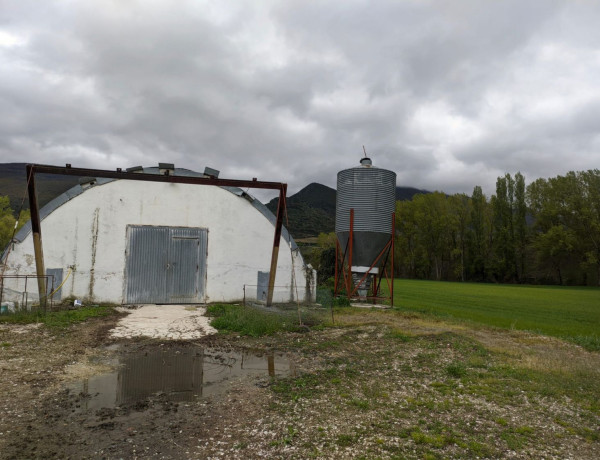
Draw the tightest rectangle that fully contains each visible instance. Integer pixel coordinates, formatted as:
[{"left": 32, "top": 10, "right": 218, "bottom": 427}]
[
  {"left": 125, "top": 226, "right": 207, "bottom": 304},
  {"left": 167, "top": 227, "right": 207, "bottom": 303}
]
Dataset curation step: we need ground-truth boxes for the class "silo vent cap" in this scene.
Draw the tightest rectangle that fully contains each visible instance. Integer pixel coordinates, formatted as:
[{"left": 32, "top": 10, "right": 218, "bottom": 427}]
[{"left": 360, "top": 157, "right": 372, "bottom": 167}]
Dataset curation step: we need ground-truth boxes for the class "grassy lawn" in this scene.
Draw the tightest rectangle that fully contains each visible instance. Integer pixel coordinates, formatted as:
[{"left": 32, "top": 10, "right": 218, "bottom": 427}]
[{"left": 392, "top": 279, "right": 600, "bottom": 350}]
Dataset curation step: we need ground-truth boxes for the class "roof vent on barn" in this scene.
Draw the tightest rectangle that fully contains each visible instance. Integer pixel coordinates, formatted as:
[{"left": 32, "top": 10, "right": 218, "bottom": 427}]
[
  {"left": 159, "top": 163, "right": 175, "bottom": 176},
  {"left": 203, "top": 166, "right": 220, "bottom": 179}
]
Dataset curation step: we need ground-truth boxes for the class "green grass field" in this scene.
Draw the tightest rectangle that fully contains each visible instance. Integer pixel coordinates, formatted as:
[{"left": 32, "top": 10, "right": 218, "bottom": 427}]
[{"left": 392, "top": 279, "right": 600, "bottom": 350}]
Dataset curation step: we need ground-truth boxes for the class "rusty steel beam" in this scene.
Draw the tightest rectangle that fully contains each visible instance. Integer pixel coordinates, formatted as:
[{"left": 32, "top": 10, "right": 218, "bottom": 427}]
[
  {"left": 266, "top": 184, "right": 287, "bottom": 307},
  {"left": 334, "top": 239, "right": 339, "bottom": 295},
  {"left": 28, "top": 164, "right": 284, "bottom": 190},
  {"left": 347, "top": 208, "right": 354, "bottom": 296},
  {"left": 25, "top": 164, "right": 288, "bottom": 308},
  {"left": 26, "top": 164, "right": 47, "bottom": 310}
]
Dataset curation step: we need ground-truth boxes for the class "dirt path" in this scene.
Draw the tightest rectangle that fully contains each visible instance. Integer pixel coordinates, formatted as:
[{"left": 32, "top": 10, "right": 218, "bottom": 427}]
[{"left": 110, "top": 305, "right": 217, "bottom": 340}]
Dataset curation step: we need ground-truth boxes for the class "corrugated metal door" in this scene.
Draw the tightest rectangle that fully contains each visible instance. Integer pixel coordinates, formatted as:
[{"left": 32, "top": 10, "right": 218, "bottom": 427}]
[
  {"left": 46, "top": 268, "right": 63, "bottom": 301},
  {"left": 167, "top": 228, "right": 207, "bottom": 303},
  {"left": 125, "top": 226, "right": 207, "bottom": 304},
  {"left": 257, "top": 271, "right": 270, "bottom": 303}
]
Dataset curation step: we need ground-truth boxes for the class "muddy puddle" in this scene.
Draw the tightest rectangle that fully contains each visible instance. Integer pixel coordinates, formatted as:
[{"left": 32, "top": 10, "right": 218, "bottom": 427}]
[{"left": 67, "top": 346, "right": 295, "bottom": 411}]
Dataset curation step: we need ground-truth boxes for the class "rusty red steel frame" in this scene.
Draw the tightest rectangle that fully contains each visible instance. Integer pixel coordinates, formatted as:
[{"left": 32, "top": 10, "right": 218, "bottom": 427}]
[
  {"left": 334, "top": 210, "right": 395, "bottom": 306},
  {"left": 25, "top": 164, "right": 287, "bottom": 308}
]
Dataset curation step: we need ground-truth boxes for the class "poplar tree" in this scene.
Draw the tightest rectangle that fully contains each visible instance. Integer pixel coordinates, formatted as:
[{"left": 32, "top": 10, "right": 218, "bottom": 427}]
[
  {"left": 514, "top": 172, "right": 528, "bottom": 281},
  {"left": 468, "top": 186, "right": 487, "bottom": 281}
]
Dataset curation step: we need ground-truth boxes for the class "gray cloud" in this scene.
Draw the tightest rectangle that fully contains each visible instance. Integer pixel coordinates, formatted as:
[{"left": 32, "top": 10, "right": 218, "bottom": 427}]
[{"left": 0, "top": 0, "right": 599, "bottom": 201}]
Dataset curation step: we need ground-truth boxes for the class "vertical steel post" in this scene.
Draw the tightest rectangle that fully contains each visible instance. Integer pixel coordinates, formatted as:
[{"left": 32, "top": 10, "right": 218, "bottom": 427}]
[
  {"left": 26, "top": 165, "right": 47, "bottom": 310},
  {"left": 391, "top": 211, "right": 395, "bottom": 307},
  {"left": 266, "top": 185, "right": 287, "bottom": 307},
  {"left": 334, "top": 239, "right": 339, "bottom": 295},
  {"left": 267, "top": 353, "right": 275, "bottom": 377},
  {"left": 347, "top": 208, "right": 354, "bottom": 297}
]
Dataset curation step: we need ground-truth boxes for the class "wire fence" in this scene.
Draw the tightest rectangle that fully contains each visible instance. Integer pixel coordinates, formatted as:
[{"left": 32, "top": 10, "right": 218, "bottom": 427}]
[
  {"left": 241, "top": 284, "right": 335, "bottom": 327},
  {"left": 0, "top": 274, "right": 57, "bottom": 315}
]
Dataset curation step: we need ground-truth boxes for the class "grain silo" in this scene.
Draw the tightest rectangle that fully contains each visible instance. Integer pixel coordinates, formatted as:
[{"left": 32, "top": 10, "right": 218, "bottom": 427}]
[{"left": 335, "top": 157, "right": 396, "bottom": 304}]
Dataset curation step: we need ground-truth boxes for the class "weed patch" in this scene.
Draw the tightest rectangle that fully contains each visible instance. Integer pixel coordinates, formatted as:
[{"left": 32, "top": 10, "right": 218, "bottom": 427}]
[
  {"left": 0, "top": 306, "right": 114, "bottom": 328},
  {"left": 445, "top": 362, "right": 468, "bottom": 378},
  {"left": 206, "top": 304, "right": 308, "bottom": 337}
]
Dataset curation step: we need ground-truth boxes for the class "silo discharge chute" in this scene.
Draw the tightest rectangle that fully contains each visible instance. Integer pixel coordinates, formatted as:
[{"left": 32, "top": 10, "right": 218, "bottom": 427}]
[{"left": 335, "top": 157, "right": 396, "bottom": 305}]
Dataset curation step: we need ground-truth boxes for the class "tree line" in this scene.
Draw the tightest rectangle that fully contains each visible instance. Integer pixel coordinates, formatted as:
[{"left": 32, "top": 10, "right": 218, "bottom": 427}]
[
  {"left": 394, "top": 169, "right": 600, "bottom": 286},
  {"left": 309, "top": 169, "right": 599, "bottom": 287}
]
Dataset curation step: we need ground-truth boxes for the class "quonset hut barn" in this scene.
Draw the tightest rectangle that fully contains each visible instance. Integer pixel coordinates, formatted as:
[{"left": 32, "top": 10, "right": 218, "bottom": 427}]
[{"left": 1, "top": 165, "right": 316, "bottom": 306}]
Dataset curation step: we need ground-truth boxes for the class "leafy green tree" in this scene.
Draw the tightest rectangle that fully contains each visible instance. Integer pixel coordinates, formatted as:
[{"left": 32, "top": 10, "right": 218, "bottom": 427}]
[
  {"left": 395, "top": 200, "right": 426, "bottom": 278},
  {"left": 579, "top": 170, "right": 600, "bottom": 284},
  {"left": 492, "top": 175, "right": 513, "bottom": 281},
  {"left": 1, "top": 196, "right": 29, "bottom": 251},
  {"left": 412, "top": 192, "right": 456, "bottom": 280},
  {"left": 310, "top": 232, "right": 337, "bottom": 285},
  {"left": 514, "top": 172, "right": 528, "bottom": 281},
  {"left": 527, "top": 170, "right": 600, "bottom": 285},
  {"left": 467, "top": 186, "right": 489, "bottom": 281},
  {"left": 448, "top": 194, "right": 471, "bottom": 281},
  {"left": 532, "top": 225, "right": 576, "bottom": 285},
  {"left": 491, "top": 173, "right": 527, "bottom": 282},
  {"left": 0, "top": 196, "right": 15, "bottom": 249}
]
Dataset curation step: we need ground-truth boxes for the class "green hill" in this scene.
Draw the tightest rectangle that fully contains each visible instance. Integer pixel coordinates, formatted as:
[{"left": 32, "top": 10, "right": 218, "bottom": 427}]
[
  {"left": 267, "top": 182, "right": 431, "bottom": 238},
  {"left": 266, "top": 183, "right": 336, "bottom": 239}
]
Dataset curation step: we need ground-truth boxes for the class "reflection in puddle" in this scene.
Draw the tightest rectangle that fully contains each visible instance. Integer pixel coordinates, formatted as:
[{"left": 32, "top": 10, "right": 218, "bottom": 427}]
[{"left": 68, "top": 347, "right": 294, "bottom": 411}]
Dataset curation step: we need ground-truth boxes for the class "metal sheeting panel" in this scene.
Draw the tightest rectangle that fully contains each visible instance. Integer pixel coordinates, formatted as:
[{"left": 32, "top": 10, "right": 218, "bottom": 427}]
[
  {"left": 335, "top": 167, "right": 396, "bottom": 234},
  {"left": 46, "top": 268, "right": 63, "bottom": 301},
  {"left": 257, "top": 271, "right": 270, "bottom": 303},
  {"left": 168, "top": 228, "right": 207, "bottom": 303},
  {"left": 125, "top": 226, "right": 207, "bottom": 304},
  {"left": 126, "top": 226, "right": 169, "bottom": 304}
]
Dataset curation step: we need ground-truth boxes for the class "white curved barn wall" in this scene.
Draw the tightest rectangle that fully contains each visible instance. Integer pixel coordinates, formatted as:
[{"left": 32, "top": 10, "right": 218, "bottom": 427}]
[{"left": 2, "top": 178, "right": 316, "bottom": 304}]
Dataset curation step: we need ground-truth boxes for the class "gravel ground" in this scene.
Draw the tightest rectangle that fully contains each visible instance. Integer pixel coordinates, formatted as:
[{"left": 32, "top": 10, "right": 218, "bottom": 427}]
[
  {"left": 0, "top": 308, "right": 599, "bottom": 459},
  {"left": 110, "top": 305, "right": 217, "bottom": 340}
]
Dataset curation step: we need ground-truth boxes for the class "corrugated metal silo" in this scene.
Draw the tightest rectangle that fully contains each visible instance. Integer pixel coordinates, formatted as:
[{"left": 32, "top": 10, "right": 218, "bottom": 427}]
[{"left": 335, "top": 157, "right": 396, "bottom": 299}]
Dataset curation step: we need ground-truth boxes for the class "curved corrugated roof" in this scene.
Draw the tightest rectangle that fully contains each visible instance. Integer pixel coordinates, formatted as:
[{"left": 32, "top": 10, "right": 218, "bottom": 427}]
[{"left": 4, "top": 166, "right": 297, "bottom": 255}]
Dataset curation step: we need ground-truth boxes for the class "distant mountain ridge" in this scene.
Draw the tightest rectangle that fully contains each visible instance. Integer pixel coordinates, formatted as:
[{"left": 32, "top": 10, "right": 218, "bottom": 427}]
[{"left": 267, "top": 183, "right": 431, "bottom": 238}]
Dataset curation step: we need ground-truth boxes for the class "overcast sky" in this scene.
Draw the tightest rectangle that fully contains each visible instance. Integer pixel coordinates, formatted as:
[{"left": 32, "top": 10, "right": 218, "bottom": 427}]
[{"left": 1, "top": 0, "right": 599, "bottom": 201}]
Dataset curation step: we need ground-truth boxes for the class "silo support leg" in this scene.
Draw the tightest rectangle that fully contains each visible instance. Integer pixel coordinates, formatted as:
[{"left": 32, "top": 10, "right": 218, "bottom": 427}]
[{"left": 349, "top": 239, "right": 391, "bottom": 298}]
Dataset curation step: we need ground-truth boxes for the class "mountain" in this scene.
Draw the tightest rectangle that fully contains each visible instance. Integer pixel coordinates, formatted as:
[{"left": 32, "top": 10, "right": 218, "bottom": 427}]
[
  {"left": 0, "top": 163, "right": 80, "bottom": 214},
  {"left": 266, "top": 183, "right": 336, "bottom": 239},
  {"left": 267, "top": 182, "right": 431, "bottom": 238},
  {"left": 395, "top": 186, "right": 430, "bottom": 201}
]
